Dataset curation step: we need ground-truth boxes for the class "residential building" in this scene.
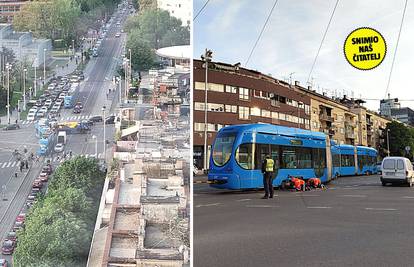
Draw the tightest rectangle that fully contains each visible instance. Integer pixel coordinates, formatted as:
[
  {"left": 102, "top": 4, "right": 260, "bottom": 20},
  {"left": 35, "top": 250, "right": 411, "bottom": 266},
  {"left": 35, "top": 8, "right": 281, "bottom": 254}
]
[
  {"left": 380, "top": 95, "right": 401, "bottom": 117},
  {"left": 390, "top": 107, "right": 414, "bottom": 126},
  {"left": 157, "top": 0, "right": 191, "bottom": 26},
  {"left": 193, "top": 59, "right": 392, "bottom": 169},
  {"left": 0, "top": 24, "right": 51, "bottom": 67},
  {"left": 0, "top": 0, "right": 28, "bottom": 22}
]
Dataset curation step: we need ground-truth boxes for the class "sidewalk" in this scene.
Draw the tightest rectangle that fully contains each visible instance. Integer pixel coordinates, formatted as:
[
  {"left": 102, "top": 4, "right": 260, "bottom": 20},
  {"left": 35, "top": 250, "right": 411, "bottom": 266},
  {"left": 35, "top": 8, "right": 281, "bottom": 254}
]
[{"left": 0, "top": 57, "right": 79, "bottom": 125}]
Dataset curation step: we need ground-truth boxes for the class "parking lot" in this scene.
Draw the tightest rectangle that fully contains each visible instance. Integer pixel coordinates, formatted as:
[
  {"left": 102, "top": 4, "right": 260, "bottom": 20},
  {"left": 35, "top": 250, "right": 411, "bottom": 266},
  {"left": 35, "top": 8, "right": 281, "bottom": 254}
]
[{"left": 194, "top": 174, "right": 414, "bottom": 267}]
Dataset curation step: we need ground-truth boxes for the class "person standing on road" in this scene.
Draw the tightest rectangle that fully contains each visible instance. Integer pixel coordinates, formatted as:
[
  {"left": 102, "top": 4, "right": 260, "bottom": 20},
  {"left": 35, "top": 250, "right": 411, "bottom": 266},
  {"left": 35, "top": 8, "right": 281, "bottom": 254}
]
[{"left": 261, "top": 155, "right": 275, "bottom": 199}]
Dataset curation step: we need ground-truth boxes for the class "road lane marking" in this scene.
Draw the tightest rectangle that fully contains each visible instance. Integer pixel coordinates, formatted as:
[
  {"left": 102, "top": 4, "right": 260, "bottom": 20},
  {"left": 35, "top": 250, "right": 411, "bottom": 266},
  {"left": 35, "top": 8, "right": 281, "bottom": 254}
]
[
  {"left": 11, "top": 161, "right": 16, "bottom": 167},
  {"left": 6, "top": 162, "right": 11, "bottom": 167},
  {"left": 365, "top": 208, "right": 397, "bottom": 211},
  {"left": 236, "top": 199, "right": 252, "bottom": 202},
  {"left": 402, "top": 196, "right": 414, "bottom": 199},
  {"left": 1, "top": 163, "right": 6, "bottom": 168},
  {"left": 196, "top": 203, "right": 221, "bottom": 208},
  {"left": 341, "top": 194, "right": 367, "bottom": 197},
  {"left": 245, "top": 205, "right": 279, "bottom": 208},
  {"left": 297, "top": 194, "right": 320, "bottom": 197},
  {"left": 307, "top": 206, "right": 332, "bottom": 209}
]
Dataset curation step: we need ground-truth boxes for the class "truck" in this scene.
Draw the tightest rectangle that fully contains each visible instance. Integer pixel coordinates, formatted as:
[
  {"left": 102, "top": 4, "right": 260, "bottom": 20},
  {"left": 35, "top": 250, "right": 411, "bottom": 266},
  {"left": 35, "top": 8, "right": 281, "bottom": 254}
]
[{"left": 57, "top": 131, "right": 67, "bottom": 145}]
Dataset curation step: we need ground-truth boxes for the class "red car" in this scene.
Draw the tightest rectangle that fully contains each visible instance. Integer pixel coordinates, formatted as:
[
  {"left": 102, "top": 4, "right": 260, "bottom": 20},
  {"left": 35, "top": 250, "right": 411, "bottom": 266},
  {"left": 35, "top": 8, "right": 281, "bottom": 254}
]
[
  {"left": 16, "top": 213, "right": 26, "bottom": 222},
  {"left": 32, "top": 181, "right": 42, "bottom": 189},
  {"left": 1, "top": 240, "right": 15, "bottom": 255}
]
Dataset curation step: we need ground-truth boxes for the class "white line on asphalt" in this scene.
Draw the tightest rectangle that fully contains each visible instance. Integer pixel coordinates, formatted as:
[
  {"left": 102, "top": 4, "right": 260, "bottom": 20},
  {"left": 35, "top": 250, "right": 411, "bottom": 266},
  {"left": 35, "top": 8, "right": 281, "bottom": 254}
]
[
  {"left": 236, "top": 199, "right": 252, "bottom": 202},
  {"left": 307, "top": 206, "right": 332, "bottom": 209},
  {"left": 6, "top": 162, "right": 11, "bottom": 167},
  {"left": 341, "top": 195, "right": 367, "bottom": 197},
  {"left": 245, "top": 205, "right": 279, "bottom": 208},
  {"left": 1, "top": 162, "right": 6, "bottom": 168},
  {"left": 11, "top": 161, "right": 16, "bottom": 167},
  {"left": 402, "top": 196, "right": 414, "bottom": 199},
  {"left": 365, "top": 208, "right": 397, "bottom": 211},
  {"left": 297, "top": 194, "right": 320, "bottom": 197},
  {"left": 196, "top": 203, "right": 221, "bottom": 208}
]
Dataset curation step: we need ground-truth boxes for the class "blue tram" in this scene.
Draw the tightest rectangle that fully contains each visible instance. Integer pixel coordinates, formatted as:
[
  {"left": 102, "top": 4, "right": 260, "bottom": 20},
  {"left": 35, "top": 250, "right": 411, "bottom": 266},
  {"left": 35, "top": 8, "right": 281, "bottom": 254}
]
[{"left": 208, "top": 124, "right": 378, "bottom": 190}]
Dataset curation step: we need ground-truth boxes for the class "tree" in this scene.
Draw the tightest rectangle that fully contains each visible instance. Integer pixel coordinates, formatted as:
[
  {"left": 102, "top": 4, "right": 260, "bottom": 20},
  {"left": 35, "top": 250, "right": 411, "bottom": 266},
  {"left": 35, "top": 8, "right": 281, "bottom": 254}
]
[
  {"left": 379, "top": 121, "right": 414, "bottom": 159},
  {"left": 127, "top": 32, "right": 156, "bottom": 71}
]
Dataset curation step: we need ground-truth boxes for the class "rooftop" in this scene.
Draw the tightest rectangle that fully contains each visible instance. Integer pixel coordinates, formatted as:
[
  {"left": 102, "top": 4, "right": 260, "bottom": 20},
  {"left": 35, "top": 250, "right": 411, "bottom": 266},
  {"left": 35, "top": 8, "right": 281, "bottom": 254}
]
[{"left": 156, "top": 45, "right": 190, "bottom": 60}]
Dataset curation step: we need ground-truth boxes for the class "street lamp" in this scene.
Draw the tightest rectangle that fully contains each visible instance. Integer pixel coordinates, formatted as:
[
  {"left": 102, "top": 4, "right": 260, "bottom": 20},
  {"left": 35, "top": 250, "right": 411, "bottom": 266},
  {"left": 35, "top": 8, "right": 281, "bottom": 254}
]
[
  {"left": 102, "top": 106, "right": 106, "bottom": 162},
  {"left": 43, "top": 48, "right": 47, "bottom": 83},
  {"left": 386, "top": 128, "right": 390, "bottom": 157},
  {"left": 92, "top": 135, "right": 98, "bottom": 158},
  {"left": 23, "top": 68, "right": 27, "bottom": 111},
  {"left": 201, "top": 49, "right": 212, "bottom": 171},
  {"left": 6, "top": 63, "right": 11, "bottom": 124},
  {"left": 123, "top": 58, "right": 128, "bottom": 102},
  {"left": 116, "top": 76, "right": 121, "bottom": 105}
]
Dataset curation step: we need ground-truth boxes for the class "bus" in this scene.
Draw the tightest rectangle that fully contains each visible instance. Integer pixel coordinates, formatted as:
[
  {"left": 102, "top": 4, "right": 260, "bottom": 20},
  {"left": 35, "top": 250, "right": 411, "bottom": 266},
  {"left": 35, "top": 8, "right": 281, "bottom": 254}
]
[
  {"left": 64, "top": 83, "right": 80, "bottom": 108},
  {"left": 208, "top": 124, "right": 378, "bottom": 190}
]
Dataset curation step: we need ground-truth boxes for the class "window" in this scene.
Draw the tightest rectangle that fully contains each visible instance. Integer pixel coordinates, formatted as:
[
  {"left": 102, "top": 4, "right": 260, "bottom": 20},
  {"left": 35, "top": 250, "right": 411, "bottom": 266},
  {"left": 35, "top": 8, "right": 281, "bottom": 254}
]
[
  {"left": 239, "top": 106, "right": 250, "bottom": 120},
  {"left": 225, "top": 85, "right": 237, "bottom": 93},
  {"left": 236, "top": 143, "right": 254, "bottom": 169},
  {"left": 212, "top": 132, "right": 236, "bottom": 167},
  {"left": 262, "top": 110, "right": 271, "bottom": 118},
  {"left": 239, "top": 87, "right": 249, "bottom": 100},
  {"left": 194, "top": 102, "right": 204, "bottom": 111},
  {"left": 397, "top": 159, "right": 404, "bottom": 170},
  {"left": 208, "top": 103, "right": 224, "bottom": 112},
  {"left": 304, "top": 104, "right": 310, "bottom": 115},
  {"left": 254, "top": 144, "right": 280, "bottom": 170},
  {"left": 279, "top": 113, "right": 286, "bottom": 121},
  {"left": 225, "top": 105, "right": 237, "bottom": 113},
  {"left": 194, "top": 82, "right": 224, "bottom": 92},
  {"left": 251, "top": 107, "right": 261, "bottom": 116},
  {"left": 340, "top": 154, "right": 355, "bottom": 167},
  {"left": 297, "top": 148, "right": 312, "bottom": 168},
  {"left": 383, "top": 159, "right": 395, "bottom": 169},
  {"left": 194, "top": 123, "right": 204, "bottom": 131},
  {"left": 312, "top": 121, "right": 318, "bottom": 129},
  {"left": 207, "top": 123, "right": 215, "bottom": 131},
  {"left": 281, "top": 146, "right": 297, "bottom": 169},
  {"left": 271, "top": 112, "right": 279, "bottom": 119}
]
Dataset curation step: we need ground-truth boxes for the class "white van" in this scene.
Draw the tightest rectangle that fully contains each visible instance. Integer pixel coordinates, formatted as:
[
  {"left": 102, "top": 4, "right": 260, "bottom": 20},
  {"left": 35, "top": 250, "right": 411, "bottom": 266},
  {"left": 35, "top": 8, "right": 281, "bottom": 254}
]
[
  {"left": 381, "top": 157, "right": 414, "bottom": 186},
  {"left": 27, "top": 109, "right": 37, "bottom": 121}
]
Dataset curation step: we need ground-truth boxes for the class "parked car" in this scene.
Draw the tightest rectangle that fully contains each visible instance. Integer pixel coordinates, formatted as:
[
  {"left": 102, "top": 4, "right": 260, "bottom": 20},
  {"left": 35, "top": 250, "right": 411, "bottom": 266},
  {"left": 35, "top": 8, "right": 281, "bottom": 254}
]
[
  {"left": 16, "top": 213, "right": 26, "bottom": 222},
  {"left": 376, "top": 162, "right": 382, "bottom": 174},
  {"left": 39, "top": 172, "right": 49, "bottom": 182},
  {"left": 42, "top": 164, "right": 53, "bottom": 175},
  {"left": 6, "top": 231, "right": 16, "bottom": 242},
  {"left": 54, "top": 143, "right": 64, "bottom": 153},
  {"left": 3, "top": 124, "right": 20, "bottom": 131},
  {"left": 1, "top": 240, "right": 14, "bottom": 255},
  {"left": 381, "top": 157, "right": 414, "bottom": 186},
  {"left": 12, "top": 221, "right": 24, "bottom": 231},
  {"left": 105, "top": 115, "right": 115, "bottom": 124}
]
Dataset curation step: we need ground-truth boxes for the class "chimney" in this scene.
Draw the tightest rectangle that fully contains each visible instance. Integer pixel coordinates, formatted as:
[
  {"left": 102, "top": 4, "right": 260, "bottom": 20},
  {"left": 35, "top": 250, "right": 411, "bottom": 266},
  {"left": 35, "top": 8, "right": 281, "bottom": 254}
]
[
  {"left": 295, "top": 81, "right": 300, "bottom": 86},
  {"left": 307, "top": 85, "right": 312, "bottom": 90}
]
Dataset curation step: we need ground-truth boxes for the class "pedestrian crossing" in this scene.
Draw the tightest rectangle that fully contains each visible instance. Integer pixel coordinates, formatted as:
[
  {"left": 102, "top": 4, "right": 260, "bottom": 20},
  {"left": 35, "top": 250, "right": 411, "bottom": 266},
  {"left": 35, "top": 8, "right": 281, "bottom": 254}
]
[
  {"left": 20, "top": 114, "right": 116, "bottom": 125},
  {"left": 0, "top": 153, "right": 103, "bottom": 169}
]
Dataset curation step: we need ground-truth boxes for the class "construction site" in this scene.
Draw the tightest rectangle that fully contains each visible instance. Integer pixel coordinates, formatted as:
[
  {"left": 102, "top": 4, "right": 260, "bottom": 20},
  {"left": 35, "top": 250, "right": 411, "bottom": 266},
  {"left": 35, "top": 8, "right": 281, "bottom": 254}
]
[{"left": 87, "top": 66, "right": 190, "bottom": 267}]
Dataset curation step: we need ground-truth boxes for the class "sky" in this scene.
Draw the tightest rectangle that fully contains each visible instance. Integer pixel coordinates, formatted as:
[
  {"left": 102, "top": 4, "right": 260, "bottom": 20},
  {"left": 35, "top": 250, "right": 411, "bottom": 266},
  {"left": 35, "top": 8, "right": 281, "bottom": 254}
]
[{"left": 193, "top": 0, "right": 414, "bottom": 112}]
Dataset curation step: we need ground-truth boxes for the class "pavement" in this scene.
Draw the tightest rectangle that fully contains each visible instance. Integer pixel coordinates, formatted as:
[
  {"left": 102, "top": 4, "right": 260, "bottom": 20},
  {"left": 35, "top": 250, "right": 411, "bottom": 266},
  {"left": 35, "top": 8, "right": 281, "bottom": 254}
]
[{"left": 194, "top": 174, "right": 414, "bottom": 267}]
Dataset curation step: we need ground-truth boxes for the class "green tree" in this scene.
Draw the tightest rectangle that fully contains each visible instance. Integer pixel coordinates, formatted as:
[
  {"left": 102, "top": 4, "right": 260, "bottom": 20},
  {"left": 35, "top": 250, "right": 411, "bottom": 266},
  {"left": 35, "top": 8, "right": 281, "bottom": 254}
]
[
  {"left": 379, "top": 121, "right": 414, "bottom": 159},
  {"left": 127, "top": 31, "right": 156, "bottom": 71}
]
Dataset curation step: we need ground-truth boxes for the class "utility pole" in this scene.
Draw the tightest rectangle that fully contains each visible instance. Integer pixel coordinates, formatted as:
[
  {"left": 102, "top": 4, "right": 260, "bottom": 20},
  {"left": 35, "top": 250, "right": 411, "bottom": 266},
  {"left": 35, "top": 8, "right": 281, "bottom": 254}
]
[
  {"left": 386, "top": 129, "right": 390, "bottom": 157},
  {"left": 201, "top": 49, "right": 212, "bottom": 171},
  {"left": 34, "top": 58, "right": 37, "bottom": 97},
  {"left": 6, "top": 63, "right": 11, "bottom": 124},
  {"left": 23, "top": 68, "right": 27, "bottom": 111},
  {"left": 102, "top": 106, "right": 106, "bottom": 163}
]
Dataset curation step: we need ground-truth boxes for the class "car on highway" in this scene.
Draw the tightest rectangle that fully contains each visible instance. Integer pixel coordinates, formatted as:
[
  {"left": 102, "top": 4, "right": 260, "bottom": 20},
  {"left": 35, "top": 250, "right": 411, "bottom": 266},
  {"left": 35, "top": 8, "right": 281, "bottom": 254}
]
[
  {"left": 40, "top": 106, "right": 48, "bottom": 113},
  {"left": 16, "top": 213, "right": 26, "bottom": 222},
  {"left": 92, "top": 51, "right": 98, "bottom": 57},
  {"left": 89, "top": 115, "right": 103, "bottom": 123},
  {"left": 80, "top": 119, "right": 93, "bottom": 127},
  {"left": 73, "top": 107, "right": 81, "bottom": 114},
  {"left": 33, "top": 180, "right": 43, "bottom": 189},
  {"left": 75, "top": 101, "right": 83, "bottom": 109},
  {"left": 0, "top": 258, "right": 9, "bottom": 267},
  {"left": 1, "top": 240, "right": 14, "bottom": 255},
  {"left": 36, "top": 110, "right": 46, "bottom": 119},
  {"left": 12, "top": 221, "right": 24, "bottom": 231},
  {"left": 39, "top": 172, "right": 49, "bottom": 182},
  {"left": 3, "top": 124, "right": 20, "bottom": 131},
  {"left": 381, "top": 157, "right": 414, "bottom": 186},
  {"left": 54, "top": 143, "right": 65, "bottom": 153},
  {"left": 50, "top": 107, "right": 59, "bottom": 114},
  {"left": 115, "top": 32, "right": 121, "bottom": 37}
]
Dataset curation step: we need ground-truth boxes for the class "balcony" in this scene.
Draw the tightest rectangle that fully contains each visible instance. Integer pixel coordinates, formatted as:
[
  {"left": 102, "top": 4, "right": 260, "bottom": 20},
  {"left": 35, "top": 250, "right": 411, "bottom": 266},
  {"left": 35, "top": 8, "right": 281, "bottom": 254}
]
[
  {"left": 319, "top": 113, "right": 334, "bottom": 122},
  {"left": 367, "top": 129, "right": 374, "bottom": 136},
  {"left": 345, "top": 120, "right": 356, "bottom": 128},
  {"left": 345, "top": 131, "right": 355, "bottom": 139},
  {"left": 319, "top": 128, "right": 335, "bottom": 136},
  {"left": 366, "top": 119, "right": 373, "bottom": 126}
]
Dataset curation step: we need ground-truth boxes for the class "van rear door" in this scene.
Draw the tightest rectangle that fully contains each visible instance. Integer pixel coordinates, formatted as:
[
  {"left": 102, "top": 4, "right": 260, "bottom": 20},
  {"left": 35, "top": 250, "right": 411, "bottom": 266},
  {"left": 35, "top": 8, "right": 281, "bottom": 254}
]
[{"left": 395, "top": 159, "right": 407, "bottom": 179}]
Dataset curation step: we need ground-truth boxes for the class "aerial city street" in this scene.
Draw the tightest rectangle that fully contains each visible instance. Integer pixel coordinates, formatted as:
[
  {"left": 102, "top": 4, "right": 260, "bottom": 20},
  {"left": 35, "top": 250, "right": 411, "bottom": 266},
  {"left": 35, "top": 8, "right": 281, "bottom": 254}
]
[
  {"left": 0, "top": 0, "right": 190, "bottom": 266},
  {"left": 193, "top": 1, "right": 414, "bottom": 267}
]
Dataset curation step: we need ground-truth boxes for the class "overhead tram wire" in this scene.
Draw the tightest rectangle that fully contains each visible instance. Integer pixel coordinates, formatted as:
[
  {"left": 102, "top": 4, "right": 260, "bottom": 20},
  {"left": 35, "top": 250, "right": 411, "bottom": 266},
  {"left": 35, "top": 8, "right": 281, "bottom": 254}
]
[
  {"left": 193, "top": 0, "right": 211, "bottom": 21},
  {"left": 306, "top": 0, "right": 340, "bottom": 84},
  {"left": 384, "top": 0, "right": 408, "bottom": 98},
  {"left": 245, "top": 0, "right": 279, "bottom": 67}
]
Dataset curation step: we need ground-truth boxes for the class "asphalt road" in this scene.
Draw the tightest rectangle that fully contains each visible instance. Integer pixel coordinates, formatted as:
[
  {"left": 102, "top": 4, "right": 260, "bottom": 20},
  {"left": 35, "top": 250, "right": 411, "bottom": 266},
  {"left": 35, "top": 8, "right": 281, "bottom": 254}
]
[
  {"left": 0, "top": 7, "right": 129, "bottom": 264},
  {"left": 194, "top": 174, "right": 414, "bottom": 267}
]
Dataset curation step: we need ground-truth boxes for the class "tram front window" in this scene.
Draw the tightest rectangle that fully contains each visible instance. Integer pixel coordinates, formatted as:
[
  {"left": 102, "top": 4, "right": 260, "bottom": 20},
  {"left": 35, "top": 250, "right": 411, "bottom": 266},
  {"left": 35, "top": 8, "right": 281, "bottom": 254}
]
[{"left": 212, "top": 132, "right": 236, "bottom": 167}]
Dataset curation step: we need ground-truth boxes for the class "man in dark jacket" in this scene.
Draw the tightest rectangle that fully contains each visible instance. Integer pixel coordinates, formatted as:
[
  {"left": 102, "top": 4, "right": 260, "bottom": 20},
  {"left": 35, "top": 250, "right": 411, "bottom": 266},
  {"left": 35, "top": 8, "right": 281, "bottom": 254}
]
[{"left": 261, "top": 155, "right": 275, "bottom": 199}]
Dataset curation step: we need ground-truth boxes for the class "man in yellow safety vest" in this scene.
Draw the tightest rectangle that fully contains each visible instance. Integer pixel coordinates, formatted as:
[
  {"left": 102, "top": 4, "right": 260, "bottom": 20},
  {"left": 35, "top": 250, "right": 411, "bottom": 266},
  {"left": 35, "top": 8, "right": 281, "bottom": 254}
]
[{"left": 261, "top": 155, "right": 275, "bottom": 199}]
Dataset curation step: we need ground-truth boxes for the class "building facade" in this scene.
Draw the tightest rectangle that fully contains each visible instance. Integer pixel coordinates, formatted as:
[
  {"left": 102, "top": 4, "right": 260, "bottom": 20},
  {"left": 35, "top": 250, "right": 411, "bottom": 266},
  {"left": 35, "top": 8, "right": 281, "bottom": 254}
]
[
  {"left": 157, "top": 0, "right": 191, "bottom": 26},
  {"left": 193, "top": 59, "right": 392, "bottom": 169},
  {"left": 0, "top": 0, "right": 28, "bottom": 22},
  {"left": 391, "top": 107, "right": 414, "bottom": 126}
]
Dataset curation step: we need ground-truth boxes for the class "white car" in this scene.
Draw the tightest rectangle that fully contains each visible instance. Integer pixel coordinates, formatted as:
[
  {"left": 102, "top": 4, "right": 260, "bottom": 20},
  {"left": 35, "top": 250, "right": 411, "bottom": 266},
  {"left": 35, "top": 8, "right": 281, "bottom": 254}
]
[
  {"left": 381, "top": 157, "right": 414, "bottom": 186},
  {"left": 40, "top": 106, "right": 48, "bottom": 113},
  {"left": 54, "top": 143, "right": 64, "bottom": 153},
  {"left": 115, "top": 32, "right": 121, "bottom": 38}
]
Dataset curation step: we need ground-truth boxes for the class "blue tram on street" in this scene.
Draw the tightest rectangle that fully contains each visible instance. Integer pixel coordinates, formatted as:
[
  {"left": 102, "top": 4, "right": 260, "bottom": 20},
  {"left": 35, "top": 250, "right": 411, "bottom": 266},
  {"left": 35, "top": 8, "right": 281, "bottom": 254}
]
[{"left": 208, "top": 124, "right": 377, "bottom": 190}]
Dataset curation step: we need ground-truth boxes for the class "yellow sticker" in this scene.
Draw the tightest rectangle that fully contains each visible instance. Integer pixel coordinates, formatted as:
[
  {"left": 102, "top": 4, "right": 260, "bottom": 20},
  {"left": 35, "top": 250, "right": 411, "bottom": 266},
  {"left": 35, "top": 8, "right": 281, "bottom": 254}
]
[{"left": 344, "top": 27, "right": 386, "bottom": 70}]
